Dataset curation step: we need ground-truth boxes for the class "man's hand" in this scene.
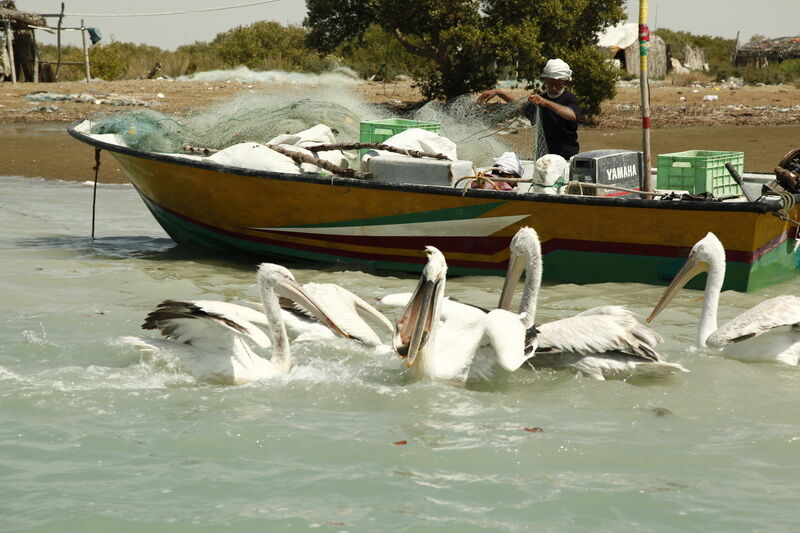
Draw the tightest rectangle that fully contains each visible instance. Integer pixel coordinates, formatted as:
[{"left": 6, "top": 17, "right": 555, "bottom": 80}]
[
  {"left": 528, "top": 94, "right": 549, "bottom": 107},
  {"left": 529, "top": 93, "right": 577, "bottom": 122},
  {"left": 477, "top": 88, "right": 513, "bottom": 104}
]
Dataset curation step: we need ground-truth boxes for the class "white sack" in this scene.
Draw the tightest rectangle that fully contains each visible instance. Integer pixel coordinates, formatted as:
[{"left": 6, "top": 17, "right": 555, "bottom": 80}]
[
  {"left": 364, "top": 128, "right": 458, "bottom": 162},
  {"left": 268, "top": 123, "right": 350, "bottom": 169},
  {"left": 528, "top": 154, "right": 569, "bottom": 195},
  {"left": 207, "top": 142, "right": 303, "bottom": 174}
]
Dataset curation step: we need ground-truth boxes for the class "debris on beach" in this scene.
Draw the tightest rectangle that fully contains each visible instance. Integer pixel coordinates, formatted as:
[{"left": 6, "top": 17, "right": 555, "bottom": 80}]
[{"left": 26, "top": 91, "right": 158, "bottom": 107}]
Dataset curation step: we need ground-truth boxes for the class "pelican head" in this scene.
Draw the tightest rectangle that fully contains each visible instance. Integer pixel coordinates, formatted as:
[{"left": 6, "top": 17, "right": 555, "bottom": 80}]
[
  {"left": 392, "top": 246, "right": 447, "bottom": 368},
  {"left": 257, "top": 263, "right": 350, "bottom": 338},
  {"left": 498, "top": 226, "right": 542, "bottom": 311},
  {"left": 648, "top": 232, "right": 725, "bottom": 322}
]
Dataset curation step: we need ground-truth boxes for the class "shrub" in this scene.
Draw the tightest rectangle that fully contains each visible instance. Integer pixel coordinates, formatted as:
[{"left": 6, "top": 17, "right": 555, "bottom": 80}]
[
  {"left": 335, "top": 24, "right": 424, "bottom": 81},
  {"left": 211, "top": 21, "right": 327, "bottom": 72}
]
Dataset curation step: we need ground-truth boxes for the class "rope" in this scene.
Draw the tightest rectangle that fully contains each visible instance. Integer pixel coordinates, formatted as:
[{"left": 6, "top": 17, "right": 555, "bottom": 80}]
[
  {"left": 766, "top": 189, "right": 800, "bottom": 225},
  {"left": 53, "top": 0, "right": 286, "bottom": 18},
  {"left": 453, "top": 174, "right": 669, "bottom": 197},
  {"left": 563, "top": 180, "right": 666, "bottom": 197},
  {"left": 453, "top": 171, "right": 515, "bottom": 192},
  {"left": 762, "top": 188, "right": 800, "bottom": 252},
  {"left": 91, "top": 147, "right": 101, "bottom": 240}
]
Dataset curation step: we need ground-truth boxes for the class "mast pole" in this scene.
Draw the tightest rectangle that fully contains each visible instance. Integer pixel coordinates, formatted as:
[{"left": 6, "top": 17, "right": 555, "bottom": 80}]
[{"left": 639, "top": 0, "right": 653, "bottom": 192}]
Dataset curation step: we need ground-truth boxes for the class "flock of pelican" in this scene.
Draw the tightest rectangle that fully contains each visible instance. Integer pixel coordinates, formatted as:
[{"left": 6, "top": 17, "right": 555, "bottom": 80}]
[{"left": 123, "top": 227, "right": 800, "bottom": 385}]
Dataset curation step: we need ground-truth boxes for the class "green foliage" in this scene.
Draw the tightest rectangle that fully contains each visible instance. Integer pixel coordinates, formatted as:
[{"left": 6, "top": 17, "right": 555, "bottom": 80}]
[
  {"left": 334, "top": 24, "right": 425, "bottom": 80},
  {"left": 736, "top": 59, "right": 800, "bottom": 85},
  {"left": 211, "top": 21, "right": 331, "bottom": 72},
  {"left": 654, "top": 28, "right": 736, "bottom": 72},
  {"left": 89, "top": 41, "right": 164, "bottom": 80},
  {"left": 304, "top": 0, "right": 625, "bottom": 115},
  {"left": 304, "top": 0, "right": 375, "bottom": 52},
  {"left": 38, "top": 44, "right": 84, "bottom": 80},
  {"left": 561, "top": 46, "right": 621, "bottom": 118},
  {"left": 39, "top": 22, "right": 334, "bottom": 81},
  {"left": 173, "top": 41, "right": 226, "bottom": 76}
]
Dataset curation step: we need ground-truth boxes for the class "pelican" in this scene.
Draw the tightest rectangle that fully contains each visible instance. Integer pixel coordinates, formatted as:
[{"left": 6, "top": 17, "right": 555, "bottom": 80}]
[
  {"left": 499, "top": 226, "right": 688, "bottom": 380},
  {"left": 648, "top": 232, "right": 800, "bottom": 364},
  {"left": 391, "top": 246, "right": 535, "bottom": 383},
  {"left": 123, "top": 263, "right": 349, "bottom": 384},
  {"left": 278, "top": 282, "right": 393, "bottom": 346}
]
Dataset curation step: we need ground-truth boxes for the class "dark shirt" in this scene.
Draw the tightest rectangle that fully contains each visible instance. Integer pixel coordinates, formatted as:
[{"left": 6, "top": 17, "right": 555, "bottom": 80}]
[{"left": 523, "top": 89, "right": 582, "bottom": 160}]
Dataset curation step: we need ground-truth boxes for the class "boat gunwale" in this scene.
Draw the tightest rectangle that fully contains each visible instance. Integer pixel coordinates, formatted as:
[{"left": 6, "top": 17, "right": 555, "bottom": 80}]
[{"left": 68, "top": 121, "right": 789, "bottom": 215}]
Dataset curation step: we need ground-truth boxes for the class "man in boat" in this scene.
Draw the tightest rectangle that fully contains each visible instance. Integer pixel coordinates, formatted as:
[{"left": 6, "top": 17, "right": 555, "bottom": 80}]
[
  {"left": 471, "top": 151, "right": 523, "bottom": 190},
  {"left": 478, "top": 58, "right": 582, "bottom": 160}
]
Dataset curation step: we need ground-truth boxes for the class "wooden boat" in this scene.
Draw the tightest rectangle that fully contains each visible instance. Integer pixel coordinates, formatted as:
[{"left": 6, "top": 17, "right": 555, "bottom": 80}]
[{"left": 68, "top": 122, "right": 800, "bottom": 292}]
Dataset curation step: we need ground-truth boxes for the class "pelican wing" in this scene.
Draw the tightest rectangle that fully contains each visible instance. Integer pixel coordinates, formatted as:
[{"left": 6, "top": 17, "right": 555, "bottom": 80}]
[
  {"left": 575, "top": 305, "right": 632, "bottom": 317},
  {"left": 381, "top": 293, "right": 487, "bottom": 315},
  {"left": 141, "top": 299, "right": 272, "bottom": 352},
  {"left": 291, "top": 283, "right": 392, "bottom": 346},
  {"left": 536, "top": 310, "right": 663, "bottom": 361},
  {"left": 438, "top": 298, "right": 489, "bottom": 325},
  {"left": 481, "top": 310, "right": 534, "bottom": 371},
  {"left": 380, "top": 292, "right": 411, "bottom": 307},
  {"left": 708, "top": 295, "right": 800, "bottom": 347}
]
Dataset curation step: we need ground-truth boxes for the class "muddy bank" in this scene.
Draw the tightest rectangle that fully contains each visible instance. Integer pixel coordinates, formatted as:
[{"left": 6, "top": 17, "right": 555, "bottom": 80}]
[{"left": 2, "top": 79, "right": 798, "bottom": 127}]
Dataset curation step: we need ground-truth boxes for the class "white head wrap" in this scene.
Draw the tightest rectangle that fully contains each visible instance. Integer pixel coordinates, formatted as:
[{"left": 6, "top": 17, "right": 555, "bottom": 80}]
[
  {"left": 541, "top": 58, "right": 572, "bottom": 80},
  {"left": 491, "top": 152, "right": 523, "bottom": 177}
]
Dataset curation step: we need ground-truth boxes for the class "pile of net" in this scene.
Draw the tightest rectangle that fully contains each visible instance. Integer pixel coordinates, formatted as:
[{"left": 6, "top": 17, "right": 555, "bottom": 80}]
[
  {"left": 89, "top": 90, "right": 378, "bottom": 154},
  {"left": 88, "top": 87, "right": 540, "bottom": 169}
]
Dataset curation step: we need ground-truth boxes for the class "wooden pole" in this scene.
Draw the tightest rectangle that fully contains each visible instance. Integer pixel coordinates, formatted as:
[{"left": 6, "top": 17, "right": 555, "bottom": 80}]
[
  {"left": 266, "top": 144, "right": 375, "bottom": 180},
  {"left": 55, "top": 2, "right": 64, "bottom": 81},
  {"left": 639, "top": 0, "right": 653, "bottom": 192},
  {"left": 305, "top": 142, "right": 450, "bottom": 160},
  {"left": 32, "top": 29, "right": 38, "bottom": 83},
  {"left": 81, "top": 19, "right": 90, "bottom": 82},
  {"left": 5, "top": 21, "right": 16, "bottom": 84}
]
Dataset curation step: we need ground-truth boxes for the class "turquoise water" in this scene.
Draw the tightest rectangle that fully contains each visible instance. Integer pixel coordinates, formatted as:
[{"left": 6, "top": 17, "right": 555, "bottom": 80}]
[{"left": 1, "top": 176, "right": 799, "bottom": 532}]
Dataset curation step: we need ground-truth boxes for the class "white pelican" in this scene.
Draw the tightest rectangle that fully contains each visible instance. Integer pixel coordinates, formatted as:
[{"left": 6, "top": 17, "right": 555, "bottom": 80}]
[
  {"left": 278, "top": 282, "right": 393, "bottom": 346},
  {"left": 648, "top": 232, "right": 800, "bottom": 364},
  {"left": 124, "top": 263, "right": 349, "bottom": 384},
  {"left": 390, "top": 246, "right": 535, "bottom": 383},
  {"left": 499, "top": 226, "right": 688, "bottom": 380}
]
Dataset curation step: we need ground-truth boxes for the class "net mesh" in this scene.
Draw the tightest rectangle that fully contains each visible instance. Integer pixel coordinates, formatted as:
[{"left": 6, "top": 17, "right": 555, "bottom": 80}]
[
  {"left": 411, "top": 94, "right": 547, "bottom": 167},
  {"left": 89, "top": 87, "right": 547, "bottom": 168}
]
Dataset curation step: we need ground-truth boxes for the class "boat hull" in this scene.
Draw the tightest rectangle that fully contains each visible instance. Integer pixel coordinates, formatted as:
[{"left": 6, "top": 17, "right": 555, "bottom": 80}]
[{"left": 70, "top": 125, "right": 800, "bottom": 292}]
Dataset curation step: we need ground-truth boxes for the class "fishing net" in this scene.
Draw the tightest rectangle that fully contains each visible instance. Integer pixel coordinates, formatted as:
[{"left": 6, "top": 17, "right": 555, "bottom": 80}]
[
  {"left": 92, "top": 108, "right": 186, "bottom": 153},
  {"left": 411, "top": 94, "right": 548, "bottom": 167},
  {"left": 89, "top": 88, "right": 387, "bottom": 154},
  {"left": 89, "top": 85, "right": 547, "bottom": 169}
]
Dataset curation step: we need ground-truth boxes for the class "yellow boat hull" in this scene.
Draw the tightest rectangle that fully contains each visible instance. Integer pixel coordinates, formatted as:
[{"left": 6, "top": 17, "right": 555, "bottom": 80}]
[{"left": 70, "top": 125, "right": 800, "bottom": 292}]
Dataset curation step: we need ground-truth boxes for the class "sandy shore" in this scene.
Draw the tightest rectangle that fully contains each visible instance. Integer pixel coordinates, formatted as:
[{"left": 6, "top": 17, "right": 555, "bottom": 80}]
[{"left": 2, "top": 79, "right": 799, "bottom": 181}]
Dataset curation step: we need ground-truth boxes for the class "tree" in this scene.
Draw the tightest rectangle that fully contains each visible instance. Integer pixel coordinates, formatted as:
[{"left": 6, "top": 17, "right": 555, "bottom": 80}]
[
  {"left": 304, "top": 0, "right": 626, "bottom": 116},
  {"left": 212, "top": 21, "right": 329, "bottom": 72},
  {"left": 335, "top": 24, "right": 428, "bottom": 81}
]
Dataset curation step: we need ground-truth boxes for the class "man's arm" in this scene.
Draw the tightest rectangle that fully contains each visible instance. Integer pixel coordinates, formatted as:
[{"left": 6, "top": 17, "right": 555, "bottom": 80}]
[
  {"left": 477, "top": 88, "right": 515, "bottom": 104},
  {"left": 528, "top": 94, "right": 577, "bottom": 122}
]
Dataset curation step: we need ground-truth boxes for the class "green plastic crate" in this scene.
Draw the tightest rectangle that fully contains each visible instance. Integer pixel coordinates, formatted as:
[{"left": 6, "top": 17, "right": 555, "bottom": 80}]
[
  {"left": 359, "top": 118, "right": 441, "bottom": 158},
  {"left": 656, "top": 150, "right": 744, "bottom": 196}
]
